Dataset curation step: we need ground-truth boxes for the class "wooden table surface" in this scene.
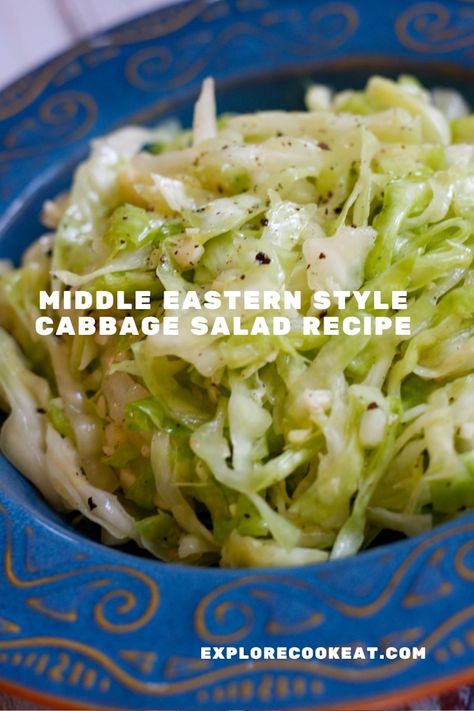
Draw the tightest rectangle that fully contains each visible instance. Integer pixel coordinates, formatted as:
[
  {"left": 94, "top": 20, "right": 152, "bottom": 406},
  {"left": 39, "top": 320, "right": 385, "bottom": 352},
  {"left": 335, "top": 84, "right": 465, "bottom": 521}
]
[{"left": 0, "top": 0, "right": 174, "bottom": 90}]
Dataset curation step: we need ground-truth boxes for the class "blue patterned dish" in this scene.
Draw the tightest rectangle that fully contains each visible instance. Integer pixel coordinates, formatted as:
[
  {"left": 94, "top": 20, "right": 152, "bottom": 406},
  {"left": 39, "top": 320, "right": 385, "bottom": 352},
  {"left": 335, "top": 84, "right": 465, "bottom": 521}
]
[{"left": 2, "top": 1, "right": 474, "bottom": 708}]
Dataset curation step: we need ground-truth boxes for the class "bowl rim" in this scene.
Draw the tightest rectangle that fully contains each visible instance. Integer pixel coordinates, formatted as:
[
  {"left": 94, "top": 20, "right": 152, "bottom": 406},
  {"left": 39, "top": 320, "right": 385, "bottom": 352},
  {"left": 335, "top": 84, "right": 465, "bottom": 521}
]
[{"left": 2, "top": 1, "right": 474, "bottom": 709}]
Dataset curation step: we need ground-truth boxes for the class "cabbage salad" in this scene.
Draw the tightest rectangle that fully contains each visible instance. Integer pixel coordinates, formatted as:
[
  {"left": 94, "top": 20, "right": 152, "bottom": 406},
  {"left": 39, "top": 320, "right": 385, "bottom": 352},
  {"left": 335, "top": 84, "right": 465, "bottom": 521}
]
[{"left": 1, "top": 76, "right": 474, "bottom": 567}]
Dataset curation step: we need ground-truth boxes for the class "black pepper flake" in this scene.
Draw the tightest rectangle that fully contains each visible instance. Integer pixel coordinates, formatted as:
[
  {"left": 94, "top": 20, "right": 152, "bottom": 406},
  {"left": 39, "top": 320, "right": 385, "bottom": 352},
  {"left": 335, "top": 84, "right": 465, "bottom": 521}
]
[
  {"left": 318, "top": 252, "right": 326, "bottom": 260},
  {"left": 255, "top": 251, "right": 271, "bottom": 265},
  {"left": 36, "top": 408, "right": 46, "bottom": 414},
  {"left": 368, "top": 402, "right": 379, "bottom": 410},
  {"left": 334, "top": 207, "right": 342, "bottom": 214},
  {"left": 240, "top": 274, "right": 246, "bottom": 280},
  {"left": 87, "top": 496, "right": 98, "bottom": 511},
  {"left": 318, "top": 141, "right": 330, "bottom": 150},
  {"left": 260, "top": 218, "right": 269, "bottom": 226}
]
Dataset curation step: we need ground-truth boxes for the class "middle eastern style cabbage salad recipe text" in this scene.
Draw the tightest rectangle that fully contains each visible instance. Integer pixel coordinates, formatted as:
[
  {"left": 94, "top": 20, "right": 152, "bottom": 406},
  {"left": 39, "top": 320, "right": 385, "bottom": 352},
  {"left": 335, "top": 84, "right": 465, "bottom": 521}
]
[{"left": 0, "top": 76, "right": 473, "bottom": 567}]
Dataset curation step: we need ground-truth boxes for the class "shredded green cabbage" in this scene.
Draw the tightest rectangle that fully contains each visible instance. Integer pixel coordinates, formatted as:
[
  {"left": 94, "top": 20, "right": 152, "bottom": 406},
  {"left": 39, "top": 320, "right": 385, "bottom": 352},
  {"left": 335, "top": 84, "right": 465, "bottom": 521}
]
[{"left": 1, "top": 75, "right": 474, "bottom": 567}]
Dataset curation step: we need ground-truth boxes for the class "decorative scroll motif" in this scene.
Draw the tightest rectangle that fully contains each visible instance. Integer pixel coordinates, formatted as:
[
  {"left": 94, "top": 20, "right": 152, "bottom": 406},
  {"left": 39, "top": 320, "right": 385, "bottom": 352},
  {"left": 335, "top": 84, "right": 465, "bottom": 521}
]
[
  {"left": 194, "top": 577, "right": 324, "bottom": 643},
  {"left": 321, "top": 522, "right": 474, "bottom": 617},
  {"left": 396, "top": 2, "right": 474, "bottom": 53},
  {"left": 1, "top": 505, "right": 159, "bottom": 634},
  {"left": 125, "top": 47, "right": 174, "bottom": 92},
  {"left": 0, "top": 0, "right": 359, "bottom": 197},
  {"left": 0, "top": 1, "right": 358, "bottom": 122},
  {"left": 0, "top": 0, "right": 206, "bottom": 121},
  {"left": 125, "top": 3, "right": 358, "bottom": 93},
  {"left": 1, "top": 498, "right": 474, "bottom": 707},
  {"left": 0, "top": 92, "right": 97, "bottom": 163}
]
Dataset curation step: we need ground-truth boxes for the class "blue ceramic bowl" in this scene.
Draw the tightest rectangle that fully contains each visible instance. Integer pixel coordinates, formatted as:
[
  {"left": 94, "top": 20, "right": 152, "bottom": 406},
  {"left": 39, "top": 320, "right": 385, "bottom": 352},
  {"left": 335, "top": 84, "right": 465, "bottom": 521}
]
[{"left": 2, "top": 1, "right": 474, "bottom": 708}]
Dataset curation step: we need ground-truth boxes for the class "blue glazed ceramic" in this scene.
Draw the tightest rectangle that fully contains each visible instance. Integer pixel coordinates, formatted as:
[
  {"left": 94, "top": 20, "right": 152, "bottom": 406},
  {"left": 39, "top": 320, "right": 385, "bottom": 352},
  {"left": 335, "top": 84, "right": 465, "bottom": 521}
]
[{"left": 2, "top": 1, "right": 474, "bottom": 708}]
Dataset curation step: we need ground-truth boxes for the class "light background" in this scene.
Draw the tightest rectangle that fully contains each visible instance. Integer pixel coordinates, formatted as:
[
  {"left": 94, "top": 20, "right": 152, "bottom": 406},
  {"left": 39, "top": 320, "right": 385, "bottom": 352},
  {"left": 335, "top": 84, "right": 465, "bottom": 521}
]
[{"left": 0, "top": 0, "right": 175, "bottom": 90}]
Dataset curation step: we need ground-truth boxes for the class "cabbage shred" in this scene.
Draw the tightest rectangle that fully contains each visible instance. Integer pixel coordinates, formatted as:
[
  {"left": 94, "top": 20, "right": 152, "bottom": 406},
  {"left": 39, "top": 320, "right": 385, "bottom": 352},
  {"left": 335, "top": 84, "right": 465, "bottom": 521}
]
[{"left": 1, "top": 75, "right": 474, "bottom": 567}]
